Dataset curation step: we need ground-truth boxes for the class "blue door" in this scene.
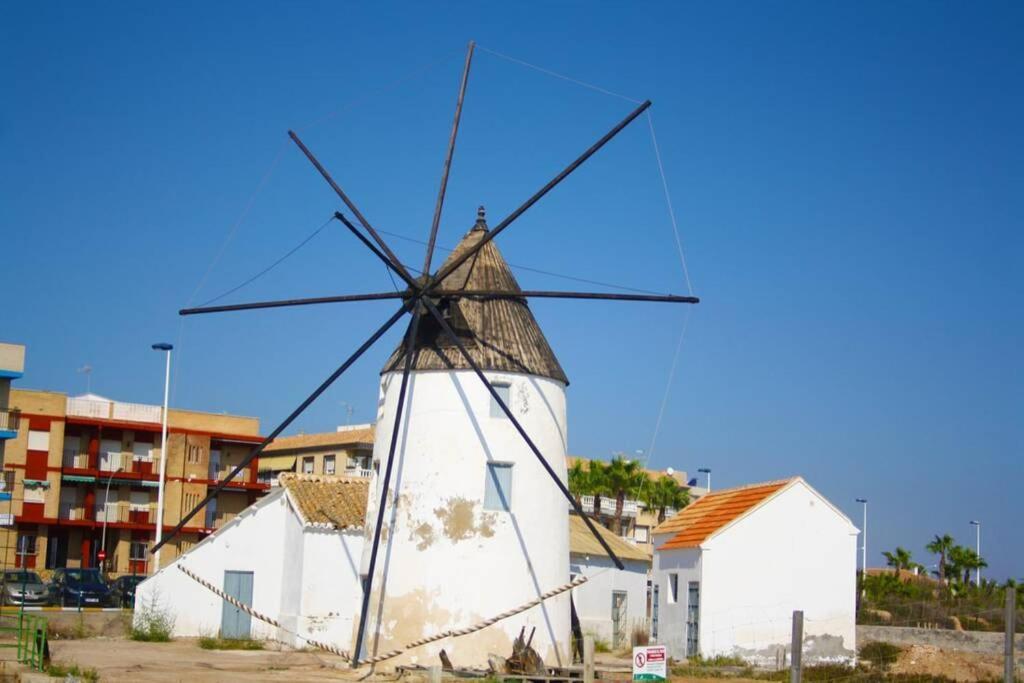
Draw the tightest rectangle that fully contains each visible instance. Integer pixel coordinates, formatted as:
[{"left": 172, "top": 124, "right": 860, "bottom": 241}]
[{"left": 220, "top": 570, "right": 253, "bottom": 639}]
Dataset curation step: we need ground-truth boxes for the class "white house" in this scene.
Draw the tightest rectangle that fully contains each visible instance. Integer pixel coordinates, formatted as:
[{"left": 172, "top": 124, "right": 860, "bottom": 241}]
[
  {"left": 569, "top": 515, "right": 650, "bottom": 650},
  {"left": 134, "top": 474, "right": 367, "bottom": 647},
  {"left": 358, "top": 210, "right": 572, "bottom": 667},
  {"left": 652, "top": 477, "right": 858, "bottom": 665}
]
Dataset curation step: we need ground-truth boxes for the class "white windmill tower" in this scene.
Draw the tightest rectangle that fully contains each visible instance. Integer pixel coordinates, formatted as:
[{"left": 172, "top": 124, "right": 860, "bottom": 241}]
[
  {"left": 359, "top": 207, "right": 572, "bottom": 666},
  {"left": 162, "top": 40, "right": 698, "bottom": 669}
]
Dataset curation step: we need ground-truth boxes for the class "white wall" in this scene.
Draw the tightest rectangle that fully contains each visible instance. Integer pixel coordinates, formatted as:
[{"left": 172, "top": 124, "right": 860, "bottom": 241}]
[
  {"left": 134, "top": 489, "right": 366, "bottom": 650},
  {"left": 571, "top": 554, "right": 649, "bottom": 646},
  {"left": 298, "top": 528, "right": 364, "bottom": 647},
  {"left": 134, "top": 490, "right": 290, "bottom": 641},
  {"left": 653, "top": 481, "right": 858, "bottom": 664},
  {"left": 360, "top": 369, "right": 571, "bottom": 667},
  {"left": 651, "top": 538, "right": 700, "bottom": 659}
]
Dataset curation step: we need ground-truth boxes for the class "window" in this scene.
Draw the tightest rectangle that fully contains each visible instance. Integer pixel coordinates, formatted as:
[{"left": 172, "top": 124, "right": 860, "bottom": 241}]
[
  {"left": 302, "top": 457, "right": 315, "bottom": 475},
  {"left": 186, "top": 443, "right": 204, "bottom": 464},
  {"left": 324, "top": 455, "right": 336, "bottom": 475},
  {"left": 129, "top": 541, "right": 148, "bottom": 561},
  {"left": 17, "top": 535, "right": 37, "bottom": 556},
  {"left": 667, "top": 573, "right": 679, "bottom": 604},
  {"left": 484, "top": 462, "right": 513, "bottom": 511},
  {"left": 490, "top": 383, "right": 511, "bottom": 418},
  {"left": 634, "top": 525, "right": 650, "bottom": 543},
  {"left": 27, "top": 430, "right": 50, "bottom": 452},
  {"left": 132, "top": 442, "right": 153, "bottom": 461}
]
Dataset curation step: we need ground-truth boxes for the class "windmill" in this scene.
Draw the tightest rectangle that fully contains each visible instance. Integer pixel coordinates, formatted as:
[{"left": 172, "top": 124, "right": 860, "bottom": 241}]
[{"left": 155, "top": 41, "right": 699, "bottom": 666}]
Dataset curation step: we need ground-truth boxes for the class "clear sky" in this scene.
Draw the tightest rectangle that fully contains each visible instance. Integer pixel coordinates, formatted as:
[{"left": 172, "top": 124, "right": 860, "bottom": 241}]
[{"left": 2, "top": 3, "right": 1020, "bottom": 578}]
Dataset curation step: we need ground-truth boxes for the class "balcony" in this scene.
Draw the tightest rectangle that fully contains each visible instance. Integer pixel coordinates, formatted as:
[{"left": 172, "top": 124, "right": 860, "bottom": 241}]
[
  {"left": 59, "top": 503, "right": 87, "bottom": 521},
  {"left": 0, "top": 408, "right": 20, "bottom": 438},
  {"left": 66, "top": 397, "right": 162, "bottom": 424},
  {"left": 96, "top": 504, "right": 153, "bottom": 525},
  {"left": 579, "top": 495, "right": 639, "bottom": 518},
  {"left": 63, "top": 449, "right": 90, "bottom": 469},
  {"left": 342, "top": 467, "right": 373, "bottom": 478}
]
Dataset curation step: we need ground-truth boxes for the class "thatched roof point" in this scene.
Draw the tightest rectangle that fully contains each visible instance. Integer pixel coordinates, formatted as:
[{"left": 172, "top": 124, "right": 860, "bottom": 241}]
[{"left": 381, "top": 211, "right": 568, "bottom": 385}]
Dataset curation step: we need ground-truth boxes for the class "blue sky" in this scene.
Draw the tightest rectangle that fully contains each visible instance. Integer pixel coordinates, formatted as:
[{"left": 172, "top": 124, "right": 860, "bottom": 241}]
[{"left": 2, "top": 2, "right": 1020, "bottom": 578}]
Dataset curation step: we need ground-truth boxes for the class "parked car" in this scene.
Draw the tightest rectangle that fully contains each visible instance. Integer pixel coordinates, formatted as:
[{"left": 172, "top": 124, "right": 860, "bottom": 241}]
[
  {"left": 1, "top": 570, "right": 50, "bottom": 606},
  {"left": 48, "top": 568, "right": 112, "bottom": 607},
  {"left": 109, "top": 575, "right": 146, "bottom": 608}
]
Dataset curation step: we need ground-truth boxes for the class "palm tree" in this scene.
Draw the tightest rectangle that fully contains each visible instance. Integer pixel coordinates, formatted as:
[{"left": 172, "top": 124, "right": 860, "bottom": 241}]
[
  {"left": 882, "top": 546, "right": 914, "bottom": 578},
  {"left": 604, "top": 456, "right": 647, "bottom": 534},
  {"left": 567, "top": 460, "right": 590, "bottom": 508},
  {"left": 926, "top": 534, "right": 955, "bottom": 584},
  {"left": 587, "top": 460, "right": 609, "bottom": 520},
  {"left": 640, "top": 475, "right": 691, "bottom": 524}
]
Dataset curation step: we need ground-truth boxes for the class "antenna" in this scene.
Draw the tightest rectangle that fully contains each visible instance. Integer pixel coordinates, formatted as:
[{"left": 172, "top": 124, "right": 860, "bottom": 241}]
[
  {"left": 76, "top": 364, "right": 93, "bottom": 393},
  {"left": 340, "top": 401, "right": 354, "bottom": 426}
]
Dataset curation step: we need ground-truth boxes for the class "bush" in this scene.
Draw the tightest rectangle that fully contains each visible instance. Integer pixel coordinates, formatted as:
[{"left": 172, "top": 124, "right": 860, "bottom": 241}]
[
  {"left": 47, "top": 662, "right": 100, "bottom": 681},
  {"left": 631, "top": 623, "right": 649, "bottom": 647},
  {"left": 859, "top": 641, "right": 903, "bottom": 669},
  {"left": 130, "top": 593, "right": 174, "bottom": 642},
  {"left": 198, "top": 635, "right": 264, "bottom": 650}
]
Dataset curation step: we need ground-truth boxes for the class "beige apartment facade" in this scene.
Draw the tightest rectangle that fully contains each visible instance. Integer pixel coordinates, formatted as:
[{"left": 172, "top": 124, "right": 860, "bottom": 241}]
[
  {"left": 259, "top": 425, "right": 375, "bottom": 484},
  {"left": 0, "top": 387, "right": 265, "bottom": 575}
]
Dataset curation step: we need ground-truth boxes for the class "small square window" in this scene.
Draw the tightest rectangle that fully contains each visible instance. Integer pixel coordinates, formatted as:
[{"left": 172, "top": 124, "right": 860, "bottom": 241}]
[
  {"left": 484, "top": 462, "right": 513, "bottom": 511},
  {"left": 324, "top": 455, "right": 336, "bottom": 475},
  {"left": 302, "top": 457, "right": 315, "bottom": 475},
  {"left": 490, "top": 383, "right": 511, "bottom": 418}
]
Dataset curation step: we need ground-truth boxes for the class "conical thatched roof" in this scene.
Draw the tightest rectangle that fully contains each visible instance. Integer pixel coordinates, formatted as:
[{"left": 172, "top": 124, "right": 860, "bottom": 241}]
[{"left": 381, "top": 208, "right": 568, "bottom": 385}]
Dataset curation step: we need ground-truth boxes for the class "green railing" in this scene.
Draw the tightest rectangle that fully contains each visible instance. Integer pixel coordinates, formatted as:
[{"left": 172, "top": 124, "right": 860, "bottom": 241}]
[{"left": 0, "top": 612, "right": 48, "bottom": 671}]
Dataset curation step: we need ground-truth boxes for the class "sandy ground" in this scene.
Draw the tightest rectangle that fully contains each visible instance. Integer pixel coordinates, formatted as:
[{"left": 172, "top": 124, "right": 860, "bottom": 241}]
[
  {"left": 889, "top": 643, "right": 1010, "bottom": 682},
  {"left": 46, "top": 638, "right": 361, "bottom": 682}
]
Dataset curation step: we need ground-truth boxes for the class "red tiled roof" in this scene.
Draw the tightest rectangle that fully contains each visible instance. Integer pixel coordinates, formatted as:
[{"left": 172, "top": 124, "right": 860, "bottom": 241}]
[{"left": 654, "top": 478, "right": 794, "bottom": 550}]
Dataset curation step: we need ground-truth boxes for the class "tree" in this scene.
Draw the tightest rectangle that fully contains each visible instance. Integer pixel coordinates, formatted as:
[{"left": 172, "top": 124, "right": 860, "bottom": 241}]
[
  {"left": 640, "top": 475, "right": 691, "bottom": 524},
  {"left": 604, "top": 456, "right": 647, "bottom": 534},
  {"left": 926, "top": 534, "right": 955, "bottom": 584},
  {"left": 946, "top": 545, "right": 986, "bottom": 588},
  {"left": 586, "top": 460, "right": 609, "bottom": 520},
  {"left": 882, "top": 546, "right": 915, "bottom": 578},
  {"left": 567, "top": 460, "right": 589, "bottom": 508}
]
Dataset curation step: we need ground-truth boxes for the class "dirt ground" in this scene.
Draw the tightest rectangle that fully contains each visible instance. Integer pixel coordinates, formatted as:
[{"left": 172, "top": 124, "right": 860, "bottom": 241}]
[{"left": 888, "top": 643, "right": 1009, "bottom": 682}]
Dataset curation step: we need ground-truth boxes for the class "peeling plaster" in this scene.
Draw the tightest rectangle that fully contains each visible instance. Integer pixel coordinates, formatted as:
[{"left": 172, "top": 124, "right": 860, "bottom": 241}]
[
  {"left": 412, "top": 522, "right": 435, "bottom": 550},
  {"left": 433, "top": 497, "right": 497, "bottom": 543}
]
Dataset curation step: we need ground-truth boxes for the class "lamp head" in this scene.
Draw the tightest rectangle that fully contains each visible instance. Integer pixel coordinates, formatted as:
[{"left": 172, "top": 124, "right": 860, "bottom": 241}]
[
  {"left": 856, "top": 498, "right": 867, "bottom": 503},
  {"left": 151, "top": 343, "right": 173, "bottom": 351}
]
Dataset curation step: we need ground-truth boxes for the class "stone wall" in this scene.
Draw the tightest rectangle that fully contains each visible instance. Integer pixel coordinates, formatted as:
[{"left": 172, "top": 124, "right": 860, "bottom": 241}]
[{"left": 858, "top": 624, "right": 1023, "bottom": 656}]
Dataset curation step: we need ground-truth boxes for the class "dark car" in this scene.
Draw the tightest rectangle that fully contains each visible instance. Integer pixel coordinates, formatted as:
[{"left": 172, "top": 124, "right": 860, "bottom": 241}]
[
  {"left": 109, "top": 575, "right": 146, "bottom": 608},
  {"left": 1, "top": 570, "right": 50, "bottom": 606},
  {"left": 48, "top": 568, "right": 112, "bottom": 607}
]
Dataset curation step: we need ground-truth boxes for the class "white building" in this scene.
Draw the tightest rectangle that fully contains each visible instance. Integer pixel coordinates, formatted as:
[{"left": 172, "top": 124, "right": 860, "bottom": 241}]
[
  {"left": 652, "top": 477, "right": 858, "bottom": 665},
  {"left": 359, "top": 211, "right": 572, "bottom": 667},
  {"left": 134, "top": 474, "right": 367, "bottom": 646},
  {"left": 569, "top": 515, "right": 650, "bottom": 650}
]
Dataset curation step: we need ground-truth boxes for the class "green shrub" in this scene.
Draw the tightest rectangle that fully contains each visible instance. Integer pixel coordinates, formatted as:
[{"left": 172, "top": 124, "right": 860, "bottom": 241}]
[
  {"left": 130, "top": 593, "right": 174, "bottom": 642},
  {"left": 198, "top": 636, "right": 264, "bottom": 650},
  {"left": 859, "top": 641, "right": 903, "bottom": 669},
  {"left": 47, "top": 662, "right": 100, "bottom": 681}
]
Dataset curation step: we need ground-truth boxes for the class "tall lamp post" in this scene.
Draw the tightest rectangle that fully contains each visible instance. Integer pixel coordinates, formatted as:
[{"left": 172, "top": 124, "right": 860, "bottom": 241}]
[
  {"left": 856, "top": 498, "right": 868, "bottom": 578},
  {"left": 151, "top": 343, "right": 173, "bottom": 574},
  {"left": 698, "top": 467, "right": 711, "bottom": 492},
  {"left": 100, "top": 468, "right": 123, "bottom": 571},
  {"left": 969, "top": 520, "right": 981, "bottom": 586}
]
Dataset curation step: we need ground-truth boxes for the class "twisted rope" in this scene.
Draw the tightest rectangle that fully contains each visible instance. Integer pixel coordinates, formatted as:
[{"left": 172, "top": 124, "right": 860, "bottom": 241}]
[{"left": 177, "top": 564, "right": 587, "bottom": 666}]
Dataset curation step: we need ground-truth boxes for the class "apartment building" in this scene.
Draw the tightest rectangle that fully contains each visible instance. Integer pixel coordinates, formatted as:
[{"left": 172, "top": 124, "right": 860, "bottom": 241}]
[
  {"left": 0, "top": 343, "right": 25, "bottom": 464},
  {"left": 0, "top": 387, "right": 266, "bottom": 575},
  {"left": 258, "top": 424, "right": 375, "bottom": 484}
]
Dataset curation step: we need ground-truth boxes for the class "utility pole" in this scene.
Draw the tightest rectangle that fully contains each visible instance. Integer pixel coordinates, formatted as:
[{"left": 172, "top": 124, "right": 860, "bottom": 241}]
[
  {"left": 856, "top": 498, "right": 868, "bottom": 585},
  {"left": 698, "top": 467, "right": 711, "bottom": 492},
  {"left": 152, "top": 343, "right": 173, "bottom": 573},
  {"left": 970, "top": 520, "right": 981, "bottom": 586},
  {"left": 790, "top": 610, "right": 803, "bottom": 683},
  {"left": 1005, "top": 587, "right": 1016, "bottom": 683}
]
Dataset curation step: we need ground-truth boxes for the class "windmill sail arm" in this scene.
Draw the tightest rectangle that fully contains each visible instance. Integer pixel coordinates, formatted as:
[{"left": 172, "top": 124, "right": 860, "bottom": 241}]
[
  {"left": 179, "top": 292, "right": 406, "bottom": 316},
  {"left": 152, "top": 300, "right": 414, "bottom": 553},
  {"left": 430, "top": 99, "right": 652, "bottom": 289},
  {"left": 436, "top": 290, "right": 700, "bottom": 304},
  {"left": 420, "top": 297, "right": 626, "bottom": 571}
]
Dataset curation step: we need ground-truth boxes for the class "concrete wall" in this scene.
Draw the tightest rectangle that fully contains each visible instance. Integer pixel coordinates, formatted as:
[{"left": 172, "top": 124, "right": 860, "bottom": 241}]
[
  {"left": 571, "top": 554, "right": 649, "bottom": 647},
  {"left": 858, "top": 625, "right": 1024, "bottom": 657},
  {"left": 360, "top": 369, "right": 571, "bottom": 668},
  {"left": 298, "top": 527, "right": 364, "bottom": 647}
]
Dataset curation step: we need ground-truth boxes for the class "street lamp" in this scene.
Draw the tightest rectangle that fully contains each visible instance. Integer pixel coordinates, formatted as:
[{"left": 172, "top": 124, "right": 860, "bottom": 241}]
[
  {"left": 100, "top": 467, "right": 123, "bottom": 571},
  {"left": 969, "top": 520, "right": 981, "bottom": 586},
  {"left": 698, "top": 467, "right": 711, "bottom": 492},
  {"left": 151, "top": 343, "right": 173, "bottom": 574},
  {"left": 856, "top": 498, "right": 868, "bottom": 576}
]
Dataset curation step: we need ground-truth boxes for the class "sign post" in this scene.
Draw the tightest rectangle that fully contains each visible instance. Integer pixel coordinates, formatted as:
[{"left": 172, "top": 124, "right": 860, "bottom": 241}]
[{"left": 633, "top": 645, "right": 667, "bottom": 682}]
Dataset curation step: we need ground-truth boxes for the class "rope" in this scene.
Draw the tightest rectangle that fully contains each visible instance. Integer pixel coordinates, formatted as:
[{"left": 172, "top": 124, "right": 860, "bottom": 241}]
[
  {"left": 176, "top": 563, "right": 588, "bottom": 666},
  {"left": 477, "top": 45, "right": 642, "bottom": 105},
  {"left": 646, "top": 112, "right": 693, "bottom": 295},
  {"left": 194, "top": 214, "right": 336, "bottom": 308}
]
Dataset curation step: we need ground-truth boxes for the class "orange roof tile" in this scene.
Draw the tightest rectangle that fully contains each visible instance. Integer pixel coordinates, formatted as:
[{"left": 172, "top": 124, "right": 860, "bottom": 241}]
[{"left": 654, "top": 478, "right": 795, "bottom": 550}]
